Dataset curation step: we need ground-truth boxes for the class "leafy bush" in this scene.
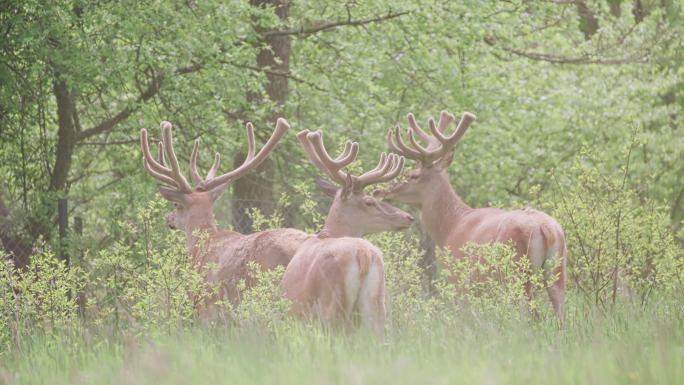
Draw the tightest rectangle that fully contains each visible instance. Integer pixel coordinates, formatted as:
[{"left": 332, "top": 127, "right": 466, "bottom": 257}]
[
  {"left": 435, "top": 242, "right": 549, "bottom": 323},
  {"left": 78, "top": 199, "right": 213, "bottom": 333},
  {"left": 370, "top": 231, "right": 448, "bottom": 332},
  {"left": 0, "top": 250, "right": 84, "bottom": 352},
  {"left": 229, "top": 262, "right": 291, "bottom": 330},
  {"left": 0, "top": 170, "right": 681, "bottom": 355},
  {"left": 548, "top": 145, "right": 682, "bottom": 310}
]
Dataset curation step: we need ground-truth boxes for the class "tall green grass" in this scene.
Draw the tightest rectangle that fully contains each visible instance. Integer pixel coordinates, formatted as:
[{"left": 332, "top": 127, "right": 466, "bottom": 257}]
[{"left": 3, "top": 299, "right": 683, "bottom": 385}]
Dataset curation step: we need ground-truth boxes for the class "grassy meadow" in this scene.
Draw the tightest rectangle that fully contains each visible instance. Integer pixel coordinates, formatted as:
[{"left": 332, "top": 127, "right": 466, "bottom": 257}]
[{"left": 3, "top": 297, "right": 683, "bottom": 385}]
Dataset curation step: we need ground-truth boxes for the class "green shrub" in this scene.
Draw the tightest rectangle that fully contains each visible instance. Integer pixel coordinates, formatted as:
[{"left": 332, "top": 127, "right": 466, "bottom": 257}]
[
  {"left": 1, "top": 176, "right": 680, "bottom": 352},
  {"left": 229, "top": 261, "right": 291, "bottom": 330},
  {"left": 0, "top": 250, "right": 84, "bottom": 352},
  {"left": 83, "top": 198, "right": 212, "bottom": 333},
  {"left": 436, "top": 242, "right": 549, "bottom": 323},
  {"left": 548, "top": 146, "right": 682, "bottom": 310},
  {"left": 370, "top": 232, "right": 441, "bottom": 331}
]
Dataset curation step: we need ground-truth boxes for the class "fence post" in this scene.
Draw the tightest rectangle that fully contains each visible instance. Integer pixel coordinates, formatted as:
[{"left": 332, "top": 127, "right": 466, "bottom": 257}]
[
  {"left": 58, "top": 198, "right": 68, "bottom": 266},
  {"left": 74, "top": 216, "right": 86, "bottom": 318},
  {"left": 74, "top": 216, "right": 82, "bottom": 239}
]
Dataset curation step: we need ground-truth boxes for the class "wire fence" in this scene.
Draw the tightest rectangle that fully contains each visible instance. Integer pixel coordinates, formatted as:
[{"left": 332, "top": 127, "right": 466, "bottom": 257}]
[{"left": 0, "top": 236, "right": 32, "bottom": 269}]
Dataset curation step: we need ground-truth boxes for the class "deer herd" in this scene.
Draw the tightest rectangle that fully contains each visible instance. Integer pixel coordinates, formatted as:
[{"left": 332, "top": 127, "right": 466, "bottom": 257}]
[{"left": 140, "top": 110, "right": 567, "bottom": 333}]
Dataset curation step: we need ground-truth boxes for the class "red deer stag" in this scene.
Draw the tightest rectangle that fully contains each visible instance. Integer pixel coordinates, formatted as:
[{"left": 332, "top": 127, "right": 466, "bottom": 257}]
[
  {"left": 380, "top": 111, "right": 566, "bottom": 323},
  {"left": 281, "top": 130, "right": 414, "bottom": 334},
  {"left": 140, "top": 119, "right": 310, "bottom": 312}
]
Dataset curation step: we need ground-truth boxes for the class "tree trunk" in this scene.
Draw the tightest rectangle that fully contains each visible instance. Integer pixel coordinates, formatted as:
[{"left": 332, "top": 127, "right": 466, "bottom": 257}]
[
  {"left": 609, "top": 0, "right": 622, "bottom": 17},
  {"left": 633, "top": 0, "right": 647, "bottom": 23},
  {"left": 1, "top": 77, "right": 79, "bottom": 266},
  {"left": 576, "top": 1, "right": 599, "bottom": 40},
  {"left": 51, "top": 78, "right": 77, "bottom": 191},
  {"left": 232, "top": 0, "right": 291, "bottom": 233}
]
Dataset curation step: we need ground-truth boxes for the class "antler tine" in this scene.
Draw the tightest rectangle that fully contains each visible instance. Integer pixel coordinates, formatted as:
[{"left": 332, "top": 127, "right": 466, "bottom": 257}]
[
  {"left": 142, "top": 158, "right": 178, "bottom": 187},
  {"left": 189, "top": 139, "right": 203, "bottom": 185},
  {"left": 386, "top": 128, "right": 402, "bottom": 155},
  {"left": 156, "top": 142, "right": 168, "bottom": 168},
  {"left": 354, "top": 152, "right": 392, "bottom": 190},
  {"left": 354, "top": 153, "right": 406, "bottom": 190},
  {"left": 375, "top": 154, "right": 405, "bottom": 184},
  {"left": 140, "top": 127, "right": 184, "bottom": 188},
  {"left": 189, "top": 138, "right": 222, "bottom": 185},
  {"left": 429, "top": 112, "right": 476, "bottom": 156},
  {"left": 369, "top": 152, "right": 389, "bottom": 175},
  {"left": 389, "top": 125, "right": 424, "bottom": 160},
  {"left": 387, "top": 127, "right": 413, "bottom": 158},
  {"left": 245, "top": 122, "right": 257, "bottom": 161},
  {"left": 390, "top": 111, "right": 477, "bottom": 165},
  {"left": 199, "top": 118, "right": 290, "bottom": 191},
  {"left": 407, "top": 127, "right": 432, "bottom": 156},
  {"left": 161, "top": 121, "right": 194, "bottom": 193},
  {"left": 141, "top": 128, "right": 171, "bottom": 174},
  {"left": 297, "top": 129, "right": 340, "bottom": 182},
  {"left": 355, "top": 152, "right": 387, "bottom": 180},
  {"left": 407, "top": 113, "right": 431, "bottom": 142},
  {"left": 306, "top": 130, "right": 359, "bottom": 185},
  {"left": 309, "top": 132, "right": 358, "bottom": 167},
  {"left": 334, "top": 140, "right": 355, "bottom": 162},
  {"left": 205, "top": 153, "right": 221, "bottom": 180},
  {"left": 436, "top": 110, "right": 456, "bottom": 134}
]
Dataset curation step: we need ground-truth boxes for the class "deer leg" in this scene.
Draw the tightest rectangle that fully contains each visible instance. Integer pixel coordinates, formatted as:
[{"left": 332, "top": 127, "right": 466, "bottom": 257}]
[
  {"left": 358, "top": 291, "right": 386, "bottom": 336},
  {"left": 517, "top": 236, "right": 542, "bottom": 321},
  {"left": 544, "top": 255, "right": 566, "bottom": 328},
  {"left": 358, "top": 262, "right": 386, "bottom": 336},
  {"left": 546, "top": 277, "right": 565, "bottom": 327}
]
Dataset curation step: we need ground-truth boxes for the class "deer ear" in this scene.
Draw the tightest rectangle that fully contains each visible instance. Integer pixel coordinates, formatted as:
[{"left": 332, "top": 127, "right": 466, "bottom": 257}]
[
  {"left": 159, "top": 186, "right": 190, "bottom": 204},
  {"left": 209, "top": 182, "right": 230, "bottom": 202},
  {"left": 315, "top": 177, "right": 338, "bottom": 198},
  {"left": 435, "top": 149, "right": 455, "bottom": 170}
]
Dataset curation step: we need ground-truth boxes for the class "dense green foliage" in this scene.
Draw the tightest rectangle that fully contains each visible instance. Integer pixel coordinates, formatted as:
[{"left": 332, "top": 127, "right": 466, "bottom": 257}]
[
  {"left": 2, "top": 0, "right": 683, "bottom": 242},
  {"left": 1, "top": 0, "right": 683, "bottom": 384},
  {"left": 1, "top": 189, "right": 683, "bottom": 384}
]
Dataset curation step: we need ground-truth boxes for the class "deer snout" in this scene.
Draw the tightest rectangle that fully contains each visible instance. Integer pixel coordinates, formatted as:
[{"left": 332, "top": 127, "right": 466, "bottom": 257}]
[{"left": 394, "top": 212, "right": 414, "bottom": 229}]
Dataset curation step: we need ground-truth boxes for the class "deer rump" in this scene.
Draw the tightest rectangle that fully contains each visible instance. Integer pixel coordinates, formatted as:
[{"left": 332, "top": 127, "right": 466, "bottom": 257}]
[
  {"left": 446, "top": 208, "right": 566, "bottom": 276},
  {"left": 281, "top": 237, "right": 386, "bottom": 331},
  {"left": 444, "top": 207, "right": 567, "bottom": 318}
]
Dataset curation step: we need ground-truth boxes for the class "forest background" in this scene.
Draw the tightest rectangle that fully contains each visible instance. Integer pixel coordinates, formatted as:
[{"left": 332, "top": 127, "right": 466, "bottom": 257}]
[{"left": 0, "top": 1, "right": 683, "bottom": 384}]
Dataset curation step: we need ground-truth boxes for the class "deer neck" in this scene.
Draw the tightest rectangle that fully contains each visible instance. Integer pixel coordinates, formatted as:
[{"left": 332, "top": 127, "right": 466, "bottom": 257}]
[
  {"left": 420, "top": 172, "right": 471, "bottom": 246},
  {"left": 185, "top": 215, "right": 219, "bottom": 265},
  {"left": 318, "top": 199, "right": 362, "bottom": 239}
]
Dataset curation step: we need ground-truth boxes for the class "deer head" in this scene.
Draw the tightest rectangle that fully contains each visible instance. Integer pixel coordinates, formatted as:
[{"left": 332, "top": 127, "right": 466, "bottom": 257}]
[
  {"left": 377, "top": 111, "right": 476, "bottom": 207},
  {"left": 297, "top": 129, "right": 414, "bottom": 237},
  {"left": 140, "top": 119, "right": 289, "bottom": 232}
]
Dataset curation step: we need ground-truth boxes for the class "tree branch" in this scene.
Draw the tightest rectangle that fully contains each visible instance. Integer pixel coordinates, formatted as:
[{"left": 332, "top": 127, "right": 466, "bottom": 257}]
[
  {"left": 76, "top": 63, "right": 203, "bottom": 141},
  {"left": 77, "top": 138, "right": 139, "bottom": 146},
  {"left": 484, "top": 36, "right": 653, "bottom": 65},
  {"left": 220, "top": 60, "right": 327, "bottom": 92},
  {"left": 73, "top": 9, "right": 408, "bottom": 141},
  {"left": 76, "top": 76, "right": 161, "bottom": 140},
  {"left": 263, "top": 10, "right": 410, "bottom": 38}
]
